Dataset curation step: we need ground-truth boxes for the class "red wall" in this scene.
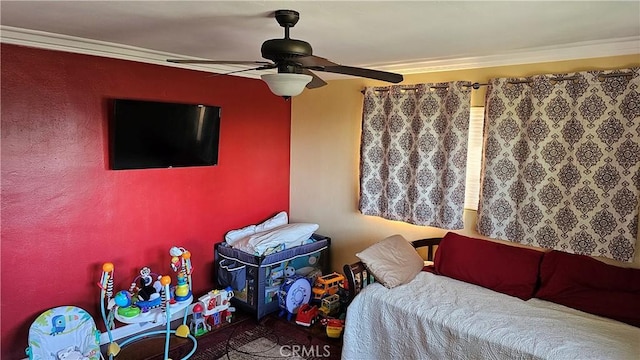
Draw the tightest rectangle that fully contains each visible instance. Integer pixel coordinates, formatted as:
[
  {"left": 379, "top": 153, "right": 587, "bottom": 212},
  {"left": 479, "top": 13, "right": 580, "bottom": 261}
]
[{"left": 0, "top": 44, "right": 291, "bottom": 358}]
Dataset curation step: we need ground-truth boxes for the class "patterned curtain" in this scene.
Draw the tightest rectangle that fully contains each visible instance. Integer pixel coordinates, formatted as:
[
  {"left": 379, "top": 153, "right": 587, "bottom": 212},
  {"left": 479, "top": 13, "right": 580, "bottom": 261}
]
[
  {"left": 359, "top": 83, "right": 471, "bottom": 229},
  {"left": 477, "top": 68, "right": 640, "bottom": 261}
]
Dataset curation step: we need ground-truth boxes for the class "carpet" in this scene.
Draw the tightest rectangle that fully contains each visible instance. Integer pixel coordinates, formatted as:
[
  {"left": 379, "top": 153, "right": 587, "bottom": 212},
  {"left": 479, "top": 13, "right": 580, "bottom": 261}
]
[
  {"left": 220, "top": 337, "right": 305, "bottom": 360},
  {"left": 153, "top": 314, "right": 342, "bottom": 360}
]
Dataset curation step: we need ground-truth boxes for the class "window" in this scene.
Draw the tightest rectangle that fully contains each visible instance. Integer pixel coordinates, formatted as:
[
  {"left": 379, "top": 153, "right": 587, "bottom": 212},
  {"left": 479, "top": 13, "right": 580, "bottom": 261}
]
[{"left": 464, "top": 107, "right": 485, "bottom": 210}]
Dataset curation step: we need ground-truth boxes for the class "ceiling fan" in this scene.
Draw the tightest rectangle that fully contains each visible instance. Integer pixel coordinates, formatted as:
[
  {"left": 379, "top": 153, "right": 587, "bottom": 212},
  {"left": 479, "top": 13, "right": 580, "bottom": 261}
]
[{"left": 167, "top": 9, "right": 403, "bottom": 98}]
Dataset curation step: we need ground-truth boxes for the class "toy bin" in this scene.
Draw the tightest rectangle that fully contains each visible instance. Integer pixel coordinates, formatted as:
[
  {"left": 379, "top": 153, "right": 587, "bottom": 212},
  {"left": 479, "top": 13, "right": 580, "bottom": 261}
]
[{"left": 215, "top": 234, "right": 331, "bottom": 320}]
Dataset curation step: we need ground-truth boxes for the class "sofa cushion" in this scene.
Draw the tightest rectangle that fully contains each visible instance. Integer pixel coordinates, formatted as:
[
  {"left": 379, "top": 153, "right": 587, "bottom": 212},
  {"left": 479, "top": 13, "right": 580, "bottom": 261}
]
[
  {"left": 356, "top": 234, "right": 424, "bottom": 288},
  {"left": 434, "top": 232, "right": 544, "bottom": 300},
  {"left": 536, "top": 250, "right": 640, "bottom": 327}
]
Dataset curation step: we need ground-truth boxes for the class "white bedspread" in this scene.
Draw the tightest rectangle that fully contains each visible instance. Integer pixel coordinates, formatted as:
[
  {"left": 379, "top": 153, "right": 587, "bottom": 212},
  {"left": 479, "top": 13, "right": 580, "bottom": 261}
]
[{"left": 342, "top": 271, "right": 640, "bottom": 360}]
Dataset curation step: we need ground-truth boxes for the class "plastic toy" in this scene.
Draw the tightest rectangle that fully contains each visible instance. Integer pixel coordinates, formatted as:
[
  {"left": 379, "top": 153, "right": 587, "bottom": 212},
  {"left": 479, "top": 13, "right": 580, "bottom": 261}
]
[
  {"left": 278, "top": 275, "right": 312, "bottom": 321},
  {"left": 130, "top": 266, "right": 162, "bottom": 301},
  {"left": 195, "top": 287, "right": 235, "bottom": 330},
  {"left": 189, "top": 304, "right": 208, "bottom": 337},
  {"left": 98, "top": 246, "right": 198, "bottom": 360},
  {"left": 312, "top": 272, "right": 345, "bottom": 301},
  {"left": 318, "top": 294, "right": 341, "bottom": 317},
  {"left": 295, "top": 304, "right": 319, "bottom": 327},
  {"left": 321, "top": 318, "right": 345, "bottom": 338},
  {"left": 169, "top": 246, "right": 193, "bottom": 302}
]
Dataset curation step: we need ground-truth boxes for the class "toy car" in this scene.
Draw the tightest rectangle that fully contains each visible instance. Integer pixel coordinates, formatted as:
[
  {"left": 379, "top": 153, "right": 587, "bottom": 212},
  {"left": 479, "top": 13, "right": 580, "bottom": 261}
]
[
  {"left": 318, "top": 294, "right": 341, "bottom": 317},
  {"left": 312, "top": 272, "right": 345, "bottom": 301},
  {"left": 295, "top": 303, "right": 319, "bottom": 327}
]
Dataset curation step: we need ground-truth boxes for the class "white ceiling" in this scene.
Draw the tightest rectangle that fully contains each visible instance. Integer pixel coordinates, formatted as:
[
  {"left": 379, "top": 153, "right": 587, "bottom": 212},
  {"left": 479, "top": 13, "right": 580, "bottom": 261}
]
[{"left": 1, "top": 1, "right": 639, "bottom": 81}]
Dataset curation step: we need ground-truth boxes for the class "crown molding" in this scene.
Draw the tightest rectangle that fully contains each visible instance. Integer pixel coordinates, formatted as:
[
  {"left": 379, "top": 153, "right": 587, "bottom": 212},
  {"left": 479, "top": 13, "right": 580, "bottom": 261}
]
[
  {"left": 0, "top": 26, "right": 268, "bottom": 78},
  {"left": 2, "top": 26, "right": 638, "bottom": 78},
  {"left": 370, "top": 37, "right": 640, "bottom": 74}
]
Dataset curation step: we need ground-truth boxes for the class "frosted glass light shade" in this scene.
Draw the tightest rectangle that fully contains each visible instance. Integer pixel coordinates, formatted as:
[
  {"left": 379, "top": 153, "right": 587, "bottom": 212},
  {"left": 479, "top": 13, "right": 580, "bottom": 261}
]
[{"left": 261, "top": 73, "right": 312, "bottom": 97}]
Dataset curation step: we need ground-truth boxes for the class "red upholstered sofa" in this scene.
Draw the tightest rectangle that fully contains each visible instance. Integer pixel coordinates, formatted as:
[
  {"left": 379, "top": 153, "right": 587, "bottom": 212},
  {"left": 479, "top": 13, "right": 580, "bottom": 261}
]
[{"left": 434, "top": 232, "right": 640, "bottom": 327}]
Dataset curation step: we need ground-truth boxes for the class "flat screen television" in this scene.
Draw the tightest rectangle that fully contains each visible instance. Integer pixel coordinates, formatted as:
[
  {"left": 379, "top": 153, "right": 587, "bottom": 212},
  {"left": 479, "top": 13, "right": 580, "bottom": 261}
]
[{"left": 110, "top": 99, "right": 221, "bottom": 170}]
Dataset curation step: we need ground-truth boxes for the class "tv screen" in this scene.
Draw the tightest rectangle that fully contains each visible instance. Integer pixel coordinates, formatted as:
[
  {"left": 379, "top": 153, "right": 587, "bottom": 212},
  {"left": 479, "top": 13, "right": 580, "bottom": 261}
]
[{"left": 110, "top": 99, "right": 221, "bottom": 170}]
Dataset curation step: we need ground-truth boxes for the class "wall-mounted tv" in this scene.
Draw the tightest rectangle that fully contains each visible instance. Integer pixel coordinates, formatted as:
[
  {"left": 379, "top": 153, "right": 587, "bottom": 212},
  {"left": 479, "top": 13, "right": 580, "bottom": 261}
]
[{"left": 110, "top": 99, "right": 221, "bottom": 170}]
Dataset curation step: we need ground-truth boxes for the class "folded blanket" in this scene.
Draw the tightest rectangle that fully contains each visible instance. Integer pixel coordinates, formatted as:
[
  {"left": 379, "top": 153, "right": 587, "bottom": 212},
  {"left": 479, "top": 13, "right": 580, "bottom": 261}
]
[
  {"left": 225, "top": 211, "right": 288, "bottom": 245},
  {"left": 232, "top": 223, "right": 319, "bottom": 256}
]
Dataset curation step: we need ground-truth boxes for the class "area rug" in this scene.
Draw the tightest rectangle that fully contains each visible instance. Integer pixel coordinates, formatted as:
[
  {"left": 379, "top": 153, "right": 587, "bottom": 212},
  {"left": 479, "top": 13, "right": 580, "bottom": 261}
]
[
  {"left": 155, "top": 315, "right": 342, "bottom": 360},
  {"left": 220, "top": 337, "right": 305, "bottom": 360}
]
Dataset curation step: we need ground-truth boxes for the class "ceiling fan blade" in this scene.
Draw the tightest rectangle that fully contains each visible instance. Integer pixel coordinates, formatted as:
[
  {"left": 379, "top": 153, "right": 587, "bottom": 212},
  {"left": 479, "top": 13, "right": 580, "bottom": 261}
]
[
  {"left": 302, "top": 69, "right": 327, "bottom": 89},
  {"left": 167, "top": 59, "right": 273, "bottom": 65},
  {"left": 296, "top": 55, "right": 338, "bottom": 68},
  {"left": 209, "top": 64, "right": 277, "bottom": 77},
  {"left": 297, "top": 55, "right": 403, "bottom": 84},
  {"left": 320, "top": 65, "right": 403, "bottom": 83}
]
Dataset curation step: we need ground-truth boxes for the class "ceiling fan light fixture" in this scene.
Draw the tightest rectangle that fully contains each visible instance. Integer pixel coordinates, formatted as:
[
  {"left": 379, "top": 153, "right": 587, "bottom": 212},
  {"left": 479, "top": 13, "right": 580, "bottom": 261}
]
[{"left": 261, "top": 73, "right": 312, "bottom": 97}]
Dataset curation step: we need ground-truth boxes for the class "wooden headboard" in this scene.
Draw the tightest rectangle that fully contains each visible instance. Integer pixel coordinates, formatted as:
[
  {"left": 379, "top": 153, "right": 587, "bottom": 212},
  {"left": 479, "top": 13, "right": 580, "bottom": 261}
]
[{"left": 342, "top": 237, "right": 442, "bottom": 304}]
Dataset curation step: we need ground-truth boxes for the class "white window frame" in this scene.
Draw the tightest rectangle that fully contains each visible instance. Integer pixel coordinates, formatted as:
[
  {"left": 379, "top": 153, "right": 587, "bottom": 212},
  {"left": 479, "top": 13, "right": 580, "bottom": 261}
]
[{"left": 464, "top": 107, "right": 485, "bottom": 210}]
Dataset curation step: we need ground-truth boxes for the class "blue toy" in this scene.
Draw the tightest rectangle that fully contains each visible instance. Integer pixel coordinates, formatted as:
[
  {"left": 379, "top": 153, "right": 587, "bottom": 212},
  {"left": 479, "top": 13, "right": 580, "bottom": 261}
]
[
  {"left": 114, "top": 290, "right": 131, "bottom": 307},
  {"left": 278, "top": 275, "right": 312, "bottom": 321}
]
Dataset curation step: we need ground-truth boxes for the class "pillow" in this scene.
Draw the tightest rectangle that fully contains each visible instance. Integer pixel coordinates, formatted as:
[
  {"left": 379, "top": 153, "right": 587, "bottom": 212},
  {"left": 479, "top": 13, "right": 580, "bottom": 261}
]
[
  {"left": 356, "top": 234, "right": 424, "bottom": 288},
  {"left": 225, "top": 211, "right": 288, "bottom": 245},
  {"left": 434, "top": 232, "right": 544, "bottom": 300},
  {"left": 233, "top": 223, "right": 318, "bottom": 256},
  {"left": 536, "top": 250, "right": 640, "bottom": 327}
]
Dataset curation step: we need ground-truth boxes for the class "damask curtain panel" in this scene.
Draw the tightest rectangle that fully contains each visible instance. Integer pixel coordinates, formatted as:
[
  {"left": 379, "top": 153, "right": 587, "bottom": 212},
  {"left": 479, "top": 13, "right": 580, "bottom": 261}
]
[
  {"left": 359, "top": 83, "right": 471, "bottom": 229},
  {"left": 477, "top": 68, "right": 640, "bottom": 261}
]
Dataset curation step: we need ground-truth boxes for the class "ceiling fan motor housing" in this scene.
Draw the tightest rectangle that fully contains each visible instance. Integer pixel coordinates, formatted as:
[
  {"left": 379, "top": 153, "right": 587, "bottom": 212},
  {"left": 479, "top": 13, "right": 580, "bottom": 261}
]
[
  {"left": 261, "top": 9, "right": 312, "bottom": 65},
  {"left": 261, "top": 38, "right": 313, "bottom": 62}
]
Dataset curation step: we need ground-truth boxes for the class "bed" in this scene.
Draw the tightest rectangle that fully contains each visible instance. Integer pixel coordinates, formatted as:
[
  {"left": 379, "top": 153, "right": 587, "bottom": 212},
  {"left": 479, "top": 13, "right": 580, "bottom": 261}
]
[{"left": 342, "top": 233, "right": 640, "bottom": 360}]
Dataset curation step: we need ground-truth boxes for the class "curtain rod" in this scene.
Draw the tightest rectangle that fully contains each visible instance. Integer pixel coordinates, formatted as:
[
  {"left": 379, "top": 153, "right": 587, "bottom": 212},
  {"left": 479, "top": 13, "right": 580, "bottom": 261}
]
[
  {"left": 361, "top": 82, "right": 489, "bottom": 94},
  {"left": 507, "top": 72, "right": 633, "bottom": 84},
  {"left": 361, "top": 72, "right": 634, "bottom": 93}
]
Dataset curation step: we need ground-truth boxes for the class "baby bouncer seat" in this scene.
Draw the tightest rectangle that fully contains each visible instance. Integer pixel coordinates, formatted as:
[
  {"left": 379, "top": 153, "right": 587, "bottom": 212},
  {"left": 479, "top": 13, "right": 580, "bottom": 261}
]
[{"left": 25, "top": 306, "right": 101, "bottom": 360}]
